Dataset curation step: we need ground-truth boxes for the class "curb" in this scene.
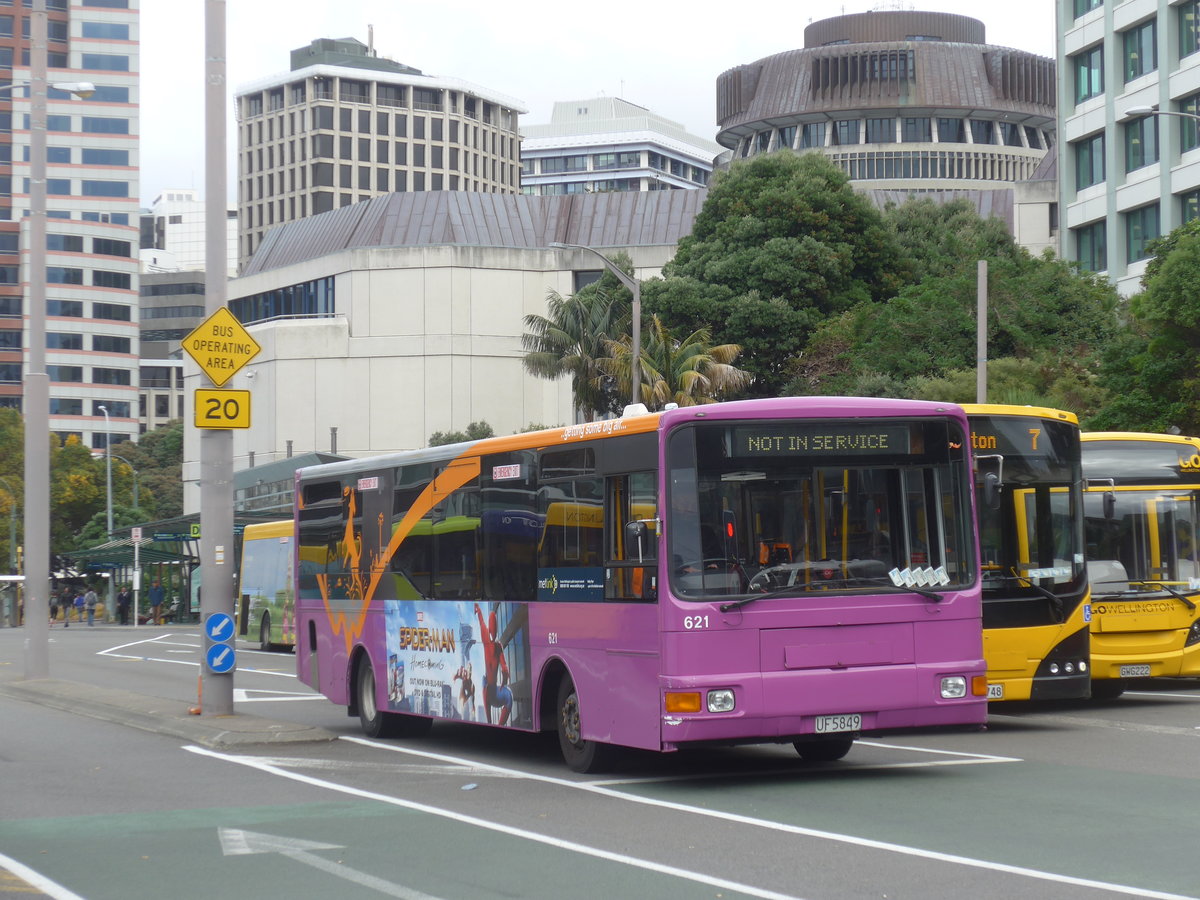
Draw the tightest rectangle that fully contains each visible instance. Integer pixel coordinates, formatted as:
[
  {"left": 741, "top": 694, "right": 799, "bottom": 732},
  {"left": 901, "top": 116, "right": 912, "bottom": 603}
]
[{"left": 0, "top": 678, "right": 335, "bottom": 748}]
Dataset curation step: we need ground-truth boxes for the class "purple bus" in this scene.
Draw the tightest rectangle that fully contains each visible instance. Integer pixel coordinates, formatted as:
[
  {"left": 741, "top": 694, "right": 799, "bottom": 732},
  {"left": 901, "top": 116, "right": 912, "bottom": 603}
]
[{"left": 295, "top": 397, "right": 988, "bottom": 771}]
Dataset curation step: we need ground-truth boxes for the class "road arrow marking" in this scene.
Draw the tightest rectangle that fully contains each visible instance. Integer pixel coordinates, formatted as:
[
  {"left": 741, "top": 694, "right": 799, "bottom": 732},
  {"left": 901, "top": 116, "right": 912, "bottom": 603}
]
[{"left": 217, "top": 828, "right": 445, "bottom": 899}]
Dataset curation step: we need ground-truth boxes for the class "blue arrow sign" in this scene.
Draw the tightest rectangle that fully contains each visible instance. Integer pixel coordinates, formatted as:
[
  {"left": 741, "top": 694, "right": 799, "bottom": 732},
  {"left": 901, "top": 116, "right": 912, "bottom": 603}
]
[
  {"left": 205, "top": 612, "right": 235, "bottom": 643},
  {"left": 206, "top": 642, "right": 236, "bottom": 674}
]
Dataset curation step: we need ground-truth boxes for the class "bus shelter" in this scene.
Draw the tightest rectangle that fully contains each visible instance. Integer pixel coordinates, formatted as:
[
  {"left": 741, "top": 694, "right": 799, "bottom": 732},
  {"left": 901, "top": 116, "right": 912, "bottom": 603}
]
[{"left": 67, "top": 537, "right": 200, "bottom": 623}]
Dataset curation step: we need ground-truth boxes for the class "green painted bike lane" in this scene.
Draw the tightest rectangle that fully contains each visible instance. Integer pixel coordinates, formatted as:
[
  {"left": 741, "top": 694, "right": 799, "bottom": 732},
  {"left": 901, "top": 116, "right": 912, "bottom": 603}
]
[
  {"left": 0, "top": 799, "right": 789, "bottom": 900},
  {"left": 611, "top": 757, "right": 1199, "bottom": 899}
]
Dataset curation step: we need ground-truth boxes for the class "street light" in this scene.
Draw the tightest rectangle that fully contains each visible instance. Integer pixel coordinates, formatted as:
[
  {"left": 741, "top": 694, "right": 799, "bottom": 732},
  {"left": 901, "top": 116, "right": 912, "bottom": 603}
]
[
  {"left": 548, "top": 242, "right": 643, "bottom": 407},
  {"left": 17, "top": 5, "right": 95, "bottom": 674},
  {"left": 97, "top": 405, "right": 112, "bottom": 538},
  {"left": 0, "top": 476, "right": 17, "bottom": 573},
  {"left": 109, "top": 453, "right": 139, "bottom": 511}
]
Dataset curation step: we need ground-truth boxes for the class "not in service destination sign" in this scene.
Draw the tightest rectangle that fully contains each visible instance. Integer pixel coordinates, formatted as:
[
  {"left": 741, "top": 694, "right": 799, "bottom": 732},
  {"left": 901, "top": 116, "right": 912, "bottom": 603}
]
[
  {"left": 182, "top": 307, "right": 261, "bottom": 387},
  {"left": 733, "top": 424, "right": 912, "bottom": 457}
]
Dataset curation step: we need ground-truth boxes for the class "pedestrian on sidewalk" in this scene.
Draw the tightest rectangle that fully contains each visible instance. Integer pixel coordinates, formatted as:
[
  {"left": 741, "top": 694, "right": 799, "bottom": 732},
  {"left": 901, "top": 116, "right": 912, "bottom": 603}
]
[
  {"left": 148, "top": 579, "right": 164, "bottom": 626},
  {"left": 116, "top": 584, "right": 131, "bottom": 625},
  {"left": 84, "top": 585, "right": 98, "bottom": 626},
  {"left": 49, "top": 591, "right": 58, "bottom": 626},
  {"left": 71, "top": 590, "right": 83, "bottom": 626}
]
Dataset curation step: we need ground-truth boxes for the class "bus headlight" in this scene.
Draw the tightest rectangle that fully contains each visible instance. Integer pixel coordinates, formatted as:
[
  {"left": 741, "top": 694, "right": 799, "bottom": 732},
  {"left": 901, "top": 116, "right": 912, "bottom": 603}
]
[
  {"left": 1049, "top": 663, "right": 1060, "bottom": 674},
  {"left": 707, "top": 689, "right": 736, "bottom": 713},
  {"left": 1187, "top": 621, "right": 1200, "bottom": 648},
  {"left": 940, "top": 676, "right": 967, "bottom": 699}
]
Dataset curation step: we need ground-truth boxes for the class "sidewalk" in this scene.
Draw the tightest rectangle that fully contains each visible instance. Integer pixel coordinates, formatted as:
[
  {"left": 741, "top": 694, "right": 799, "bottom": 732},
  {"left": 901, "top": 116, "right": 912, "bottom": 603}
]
[{"left": 0, "top": 678, "right": 335, "bottom": 749}]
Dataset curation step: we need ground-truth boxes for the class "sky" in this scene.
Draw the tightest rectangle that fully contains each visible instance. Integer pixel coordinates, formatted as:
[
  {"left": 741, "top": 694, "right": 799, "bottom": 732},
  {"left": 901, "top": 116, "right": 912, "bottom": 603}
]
[{"left": 138, "top": 0, "right": 1057, "bottom": 207}]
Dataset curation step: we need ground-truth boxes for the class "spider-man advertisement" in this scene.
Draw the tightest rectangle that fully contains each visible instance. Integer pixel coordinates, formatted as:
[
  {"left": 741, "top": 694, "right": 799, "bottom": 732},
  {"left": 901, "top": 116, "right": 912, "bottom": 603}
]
[{"left": 383, "top": 599, "right": 531, "bottom": 729}]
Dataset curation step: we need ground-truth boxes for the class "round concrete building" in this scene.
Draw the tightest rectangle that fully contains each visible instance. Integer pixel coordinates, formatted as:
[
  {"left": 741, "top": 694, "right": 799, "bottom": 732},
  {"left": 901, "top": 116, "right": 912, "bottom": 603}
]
[{"left": 715, "top": 11, "right": 1055, "bottom": 193}]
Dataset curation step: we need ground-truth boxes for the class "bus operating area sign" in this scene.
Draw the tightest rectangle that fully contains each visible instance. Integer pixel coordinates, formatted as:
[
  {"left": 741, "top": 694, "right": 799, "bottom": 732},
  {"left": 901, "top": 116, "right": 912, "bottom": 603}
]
[{"left": 181, "top": 307, "right": 261, "bottom": 387}]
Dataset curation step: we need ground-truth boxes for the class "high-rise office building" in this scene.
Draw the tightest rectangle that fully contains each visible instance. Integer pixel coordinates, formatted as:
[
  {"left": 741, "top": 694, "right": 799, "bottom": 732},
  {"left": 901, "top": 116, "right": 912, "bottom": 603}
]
[
  {"left": 1059, "top": 0, "right": 1200, "bottom": 296},
  {"left": 234, "top": 36, "right": 525, "bottom": 270},
  {"left": 0, "top": 0, "right": 139, "bottom": 452}
]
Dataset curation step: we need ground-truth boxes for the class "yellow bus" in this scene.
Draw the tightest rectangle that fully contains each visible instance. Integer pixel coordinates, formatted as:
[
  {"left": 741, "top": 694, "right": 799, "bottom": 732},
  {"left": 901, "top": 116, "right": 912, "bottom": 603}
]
[
  {"left": 1082, "top": 432, "right": 1200, "bottom": 698},
  {"left": 237, "top": 519, "right": 296, "bottom": 651},
  {"left": 963, "top": 405, "right": 1091, "bottom": 701}
]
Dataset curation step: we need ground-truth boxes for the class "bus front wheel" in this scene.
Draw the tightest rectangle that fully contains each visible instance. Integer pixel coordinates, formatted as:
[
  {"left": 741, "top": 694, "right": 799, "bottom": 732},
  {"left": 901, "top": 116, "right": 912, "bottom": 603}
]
[
  {"left": 556, "top": 677, "right": 613, "bottom": 773},
  {"left": 355, "top": 658, "right": 432, "bottom": 739},
  {"left": 1091, "top": 678, "right": 1126, "bottom": 700},
  {"left": 794, "top": 737, "right": 854, "bottom": 762}
]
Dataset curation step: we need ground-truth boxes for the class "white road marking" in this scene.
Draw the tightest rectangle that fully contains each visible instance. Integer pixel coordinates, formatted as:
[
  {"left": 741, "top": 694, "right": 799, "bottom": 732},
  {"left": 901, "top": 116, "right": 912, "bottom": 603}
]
[
  {"left": 232, "top": 688, "right": 321, "bottom": 703},
  {"left": 337, "top": 736, "right": 1194, "bottom": 900},
  {"left": 218, "top": 828, "right": 446, "bottom": 900},
  {"left": 1126, "top": 690, "right": 1200, "bottom": 699},
  {"left": 186, "top": 745, "right": 808, "bottom": 900},
  {"left": 0, "top": 851, "right": 85, "bottom": 900},
  {"left": 96, "top": 634, "right": 297, "bottom": 678}
]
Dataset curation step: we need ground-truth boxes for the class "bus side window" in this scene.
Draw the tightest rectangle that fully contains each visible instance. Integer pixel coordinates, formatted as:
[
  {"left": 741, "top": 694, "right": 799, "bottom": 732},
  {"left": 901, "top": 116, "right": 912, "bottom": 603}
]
[{"left": 606, "top": 471, "right": 657, "bottom": 601}]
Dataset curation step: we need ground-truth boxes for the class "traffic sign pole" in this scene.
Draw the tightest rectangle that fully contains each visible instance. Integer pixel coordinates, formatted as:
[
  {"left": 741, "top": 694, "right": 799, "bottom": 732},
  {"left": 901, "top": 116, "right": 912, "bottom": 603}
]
[{"left": 199, "top": 1, "right": 235, "bottom": 717}]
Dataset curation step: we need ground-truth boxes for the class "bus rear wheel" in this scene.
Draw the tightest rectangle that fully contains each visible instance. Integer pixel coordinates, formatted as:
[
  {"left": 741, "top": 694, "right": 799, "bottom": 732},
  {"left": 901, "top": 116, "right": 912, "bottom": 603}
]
[
  {"left": 556, "top": 677, "right": 613, "bottom": 773},
  {"left": 259, "top": 613, "right": 273, "bottom": 651},
  {"left": 794, "top": 737, "right": 854, "bottom": 762}
]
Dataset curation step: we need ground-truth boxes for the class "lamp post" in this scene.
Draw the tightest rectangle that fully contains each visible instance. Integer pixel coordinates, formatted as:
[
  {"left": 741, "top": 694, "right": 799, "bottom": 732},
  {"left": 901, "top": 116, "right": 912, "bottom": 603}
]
[
  {"left": 96, "top": 404, "right": 112, "bottom": 622},
  {"left": 0, "top": 476, "right": 16, "bottom": 573},
  {"left": 548, "top": 242, "right": 643, "bottom": 407},
  {"left": 12, "top": 9, "right": 94, "bottom": 670},
  {"left": 108, "top": 453, "right": 139, "bottom": 511},
  {"left": 97, "top": 405, "right": 112, "bottom": 537},
  {"left": 12, "top": 57, "right": 96, "bottom": 646}
]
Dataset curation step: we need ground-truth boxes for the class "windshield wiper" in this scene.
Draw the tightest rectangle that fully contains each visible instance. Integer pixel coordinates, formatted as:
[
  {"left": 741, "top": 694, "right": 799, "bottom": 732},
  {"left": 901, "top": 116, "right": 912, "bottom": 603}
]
[
  {"left": 718, "top": 578, "right": 944, "bottom": 613},
  {"left": 1001, "top": 573, "right": 1066, "bottom": 624},
  {"left": 1128, "top": 581, "right": 1197, "bottom": 612}
]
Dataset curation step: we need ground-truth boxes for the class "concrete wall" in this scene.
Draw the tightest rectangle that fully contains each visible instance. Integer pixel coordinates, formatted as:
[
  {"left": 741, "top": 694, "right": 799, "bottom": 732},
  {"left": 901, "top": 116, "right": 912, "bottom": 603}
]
[{"left": 182, "top": 243, "right": 672, "bottom": 511}]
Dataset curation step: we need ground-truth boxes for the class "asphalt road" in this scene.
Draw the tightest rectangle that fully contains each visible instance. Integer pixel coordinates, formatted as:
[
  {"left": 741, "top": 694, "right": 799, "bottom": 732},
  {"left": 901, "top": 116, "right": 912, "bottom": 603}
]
[{"left": 1, "top": 623, "right": 1198, "bottom": 900}]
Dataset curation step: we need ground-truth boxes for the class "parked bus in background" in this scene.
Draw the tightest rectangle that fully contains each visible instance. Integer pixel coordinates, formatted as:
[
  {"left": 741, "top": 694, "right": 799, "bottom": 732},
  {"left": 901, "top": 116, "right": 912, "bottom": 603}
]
[
  {"left": 294, "top": 397, "right": 989, "bottom": 771},
  {"left": 962, "top": 405, "right": 1091, "bottom": 701},
  {"left": 237, "top": 519, "right": 295, "bottom": 651},
  {"left": 1081, "top": 432, "right": 1200, "bottom": 698}
]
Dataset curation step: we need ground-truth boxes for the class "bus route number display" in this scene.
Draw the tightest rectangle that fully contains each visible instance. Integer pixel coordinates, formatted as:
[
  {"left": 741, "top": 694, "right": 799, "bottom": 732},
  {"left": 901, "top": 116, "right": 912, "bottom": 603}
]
[
  {"left": 733, "top": 424, "right": 912, "bottom": 457},
  {"left": 194, "top": 388, "right": 251, "bottom": 429}
]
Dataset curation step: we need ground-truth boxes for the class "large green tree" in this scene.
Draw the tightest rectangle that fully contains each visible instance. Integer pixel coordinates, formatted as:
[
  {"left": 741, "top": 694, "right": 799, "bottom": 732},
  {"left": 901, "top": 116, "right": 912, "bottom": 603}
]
[
  {"left": 1088, "top": 227, "right": 1200, "bottom": 432},
  {"left": 792, "top": 199, "right": 1120, "bottom": 414},
  {"left": 645, "top": 151, "right": 906, "bottom": 396}
]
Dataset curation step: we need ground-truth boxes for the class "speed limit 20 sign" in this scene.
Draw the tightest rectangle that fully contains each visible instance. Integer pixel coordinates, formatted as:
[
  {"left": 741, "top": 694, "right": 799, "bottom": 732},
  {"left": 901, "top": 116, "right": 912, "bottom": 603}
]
[{"left": 194, "top": 389, "right": 251, "bottom": 429}]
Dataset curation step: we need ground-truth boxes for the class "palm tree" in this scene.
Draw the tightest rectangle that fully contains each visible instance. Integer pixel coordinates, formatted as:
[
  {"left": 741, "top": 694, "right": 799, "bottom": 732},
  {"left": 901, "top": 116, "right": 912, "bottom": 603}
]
[
  {"left": 601, "top": 315, "right": 751, "bottom": 409},
  {"left": 522, "top": 286, "right": 630, "bottom": 421}
]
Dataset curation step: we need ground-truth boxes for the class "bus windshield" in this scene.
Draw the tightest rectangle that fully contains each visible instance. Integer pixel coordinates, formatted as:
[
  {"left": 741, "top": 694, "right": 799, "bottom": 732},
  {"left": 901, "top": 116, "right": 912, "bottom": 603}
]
[
  {"left": 974, "top": 415, "right": 1086, "bottom": 600},
  {"left": 1084, "top": 488, "right": 1200, "bottom": 595},
  {"left": 666, "top": 418, "right": 975, "bottom": 600}
]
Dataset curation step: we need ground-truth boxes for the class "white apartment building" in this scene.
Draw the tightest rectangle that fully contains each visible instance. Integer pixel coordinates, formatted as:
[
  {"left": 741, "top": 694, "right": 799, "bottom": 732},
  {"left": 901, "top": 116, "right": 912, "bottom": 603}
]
[
  {"left": 520, "top": 97, "right": 720, "bottom": 195},
  {"left": 0, "top": 0, "right": 140, "bottom": 452},
  {"left": 234, "top": 36, "right": 525, "bottom": 271},
  {"left": 141, "top": 189, "right": 237, "bottom": 278},
  {"left": 1059, "top": 0, "right": 1200, "bottom": 295}
]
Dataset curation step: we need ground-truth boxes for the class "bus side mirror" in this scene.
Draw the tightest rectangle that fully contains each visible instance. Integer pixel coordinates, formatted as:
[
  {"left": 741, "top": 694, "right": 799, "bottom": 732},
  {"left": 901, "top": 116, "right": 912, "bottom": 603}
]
[
  {"left": 982, "top": 472, "right": 1001, "bottom": 510},
  {"left": 626, "top": 520, "right": 647, "bottom": 562}
]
